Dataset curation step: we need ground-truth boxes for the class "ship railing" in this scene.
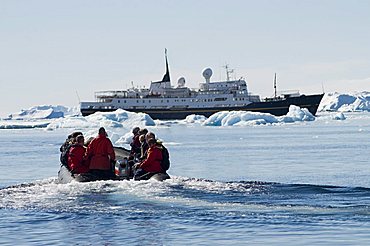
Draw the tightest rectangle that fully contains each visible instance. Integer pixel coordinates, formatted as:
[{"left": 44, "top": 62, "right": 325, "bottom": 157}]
[
  {"left": 198, "top": 90, "right": 233, "bottom": 95},
  {"left": 95, "top": 91, "right": 128, "bottom": 99}
]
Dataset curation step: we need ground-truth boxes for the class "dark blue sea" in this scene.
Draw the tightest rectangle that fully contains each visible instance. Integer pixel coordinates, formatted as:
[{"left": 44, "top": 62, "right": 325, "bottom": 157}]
[{"left": 1, "top": 113, "right": 370, "bottom": 245}]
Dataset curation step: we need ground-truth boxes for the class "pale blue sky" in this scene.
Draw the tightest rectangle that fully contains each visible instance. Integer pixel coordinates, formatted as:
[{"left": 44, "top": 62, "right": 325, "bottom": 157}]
[{"left": 1, "top": 0, "right": 369, "bottom": 117}]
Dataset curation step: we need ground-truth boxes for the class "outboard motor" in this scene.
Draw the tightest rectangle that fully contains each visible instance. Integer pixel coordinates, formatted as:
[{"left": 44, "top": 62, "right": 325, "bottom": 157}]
[{"left": 115, "top": 157, "right": 130, "bottom": 180}]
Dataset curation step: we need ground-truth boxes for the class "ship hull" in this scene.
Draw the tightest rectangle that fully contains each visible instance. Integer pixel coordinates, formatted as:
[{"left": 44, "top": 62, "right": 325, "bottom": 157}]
[{"left": 81, "top": 94, "right": 324, "bottom": 120}]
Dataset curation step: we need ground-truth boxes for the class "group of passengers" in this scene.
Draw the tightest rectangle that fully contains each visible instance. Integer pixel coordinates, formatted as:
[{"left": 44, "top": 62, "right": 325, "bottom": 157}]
[
  {"left": 60, "top": 126, "right": 167, "bottom": 180},
  {"left": 129, "top": 127, "right": 166, "bottom": 179},
  {"left": 60, "top": 127, "right": 116, "bottom": 179}
]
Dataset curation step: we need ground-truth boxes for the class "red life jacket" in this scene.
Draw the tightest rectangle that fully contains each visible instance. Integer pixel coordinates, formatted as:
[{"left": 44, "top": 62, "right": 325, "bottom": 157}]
[
  {"left": 140, "top": 145, "right": 162, "bottom": 173},
  {"left": 68, "top": 145, "right": 89, "bottom": 174}
]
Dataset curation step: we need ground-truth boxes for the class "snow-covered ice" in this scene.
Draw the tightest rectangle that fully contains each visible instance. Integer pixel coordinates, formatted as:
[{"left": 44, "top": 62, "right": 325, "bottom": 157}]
[
  {"left": 6, "top": 105, "right": 79, "bottom": 120},
  {"left": 45, "top": 109, "right": 155, "bottom": 130},
  {"left": 319, "top": 91, "right": 370, "bottom": 112},
  {"left": 203, "top": 105, "right": 314, "bottom": 126}
]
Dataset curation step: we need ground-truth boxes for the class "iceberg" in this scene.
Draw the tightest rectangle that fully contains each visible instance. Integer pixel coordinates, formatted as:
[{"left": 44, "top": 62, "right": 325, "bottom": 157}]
[
  {"left": 319, "top": 91, "right": 370, "bottom": 112},
  {"left": 6, "top": 105, "right": 79, "bottom": 120}
]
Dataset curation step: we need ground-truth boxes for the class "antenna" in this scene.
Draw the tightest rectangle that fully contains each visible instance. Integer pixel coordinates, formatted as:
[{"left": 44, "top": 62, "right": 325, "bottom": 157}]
[
  {"left": 274, "top": 73, "right": 277, "bottom": 99},
  {"left": 75, "top": 90, "right": 81, "bottom": 104},
  {"left": 321, "top": 82, "right": 325, "bottom": 93}
]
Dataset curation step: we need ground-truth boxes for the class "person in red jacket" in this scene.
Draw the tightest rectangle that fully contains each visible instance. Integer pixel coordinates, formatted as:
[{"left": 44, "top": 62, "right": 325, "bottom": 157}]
[
  {"left": 67, "top": 135, "right": 89, "bottom": 174},
  {"left": 134, "top": 138, "right": 162, "bottom": 180},
  {"left": 85, "top": 127, "right": 116, "bottom": 179}
]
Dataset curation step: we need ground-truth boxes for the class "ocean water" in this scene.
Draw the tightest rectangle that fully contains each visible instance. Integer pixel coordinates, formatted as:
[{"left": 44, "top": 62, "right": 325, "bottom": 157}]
[{"left": 1, "top": 112, "right": 370, "bottom": 245}]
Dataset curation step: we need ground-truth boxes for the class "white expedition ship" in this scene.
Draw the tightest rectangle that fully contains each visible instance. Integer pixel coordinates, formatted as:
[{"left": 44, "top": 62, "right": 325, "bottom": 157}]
[{"left": 80, "top": 51, "right": 323, "bottom": 120}]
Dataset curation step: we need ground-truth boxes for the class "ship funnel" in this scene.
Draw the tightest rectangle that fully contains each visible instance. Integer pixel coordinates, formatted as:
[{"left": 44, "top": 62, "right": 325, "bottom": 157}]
[
  {"left": 202, "top": 68, "right": 213, "bottom": 83},
  {"left": 161, "top": 48, "right": 171, "bottom": 82}
]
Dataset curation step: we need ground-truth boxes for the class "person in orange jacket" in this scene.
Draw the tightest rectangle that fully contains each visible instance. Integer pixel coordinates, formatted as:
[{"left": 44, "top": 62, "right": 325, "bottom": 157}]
[
  {"left": 85, "top": 127, "right": 116, "bottom": 179},
  {"left": 134, "top": 138, "right": 162, "bottom": 180},
  {"left": 67, "top": 135, "right": 89, "bottom": 174}
]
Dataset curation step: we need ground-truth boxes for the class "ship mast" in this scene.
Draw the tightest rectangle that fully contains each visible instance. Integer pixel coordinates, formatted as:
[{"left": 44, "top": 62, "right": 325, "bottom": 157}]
[
  {"left": 223, "top": 64, "right": 234, "bottom": 81},
  {"left": 274, "top": 73, "right": 277, "bottom": 99}
]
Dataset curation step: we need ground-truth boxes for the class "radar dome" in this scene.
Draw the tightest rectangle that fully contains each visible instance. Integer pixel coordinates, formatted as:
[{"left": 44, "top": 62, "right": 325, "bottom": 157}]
[
  {"left": 202, "top": 68, "right": 213, "bottom": 79},
  {"left": 202, "top": 68, "right": 213, "bottom": 83},
  {"left": 177, "top": 77, "right": 186, "bottom": 87}
]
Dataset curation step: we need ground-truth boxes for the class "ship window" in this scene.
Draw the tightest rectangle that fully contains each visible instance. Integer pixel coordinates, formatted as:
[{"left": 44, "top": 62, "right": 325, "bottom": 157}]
[
  {"left": 149, "top": 100, "right": 151, "bottom": 103},
  {"left": 124, "top": 100, "right": 126, "bottom": 103},
  {"left": 137, "top": 100, "right": 139, "bottom": 103},
  {"left": 118, "top": 100, "right": 120, "bottom": 103},
  {"left": 167, "top": 100, "right": 169, "bottom": 103},
  {"left": 143, "top": 100, "right": 145, "bottom": 103}
]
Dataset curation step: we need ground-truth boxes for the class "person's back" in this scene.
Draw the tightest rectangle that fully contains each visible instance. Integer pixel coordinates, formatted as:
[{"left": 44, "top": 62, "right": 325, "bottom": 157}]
[
  {"left": 60, "top": 131, "right": 83, "bottom": 167},
  {"left": 85, "top": 127, "right": 116, "bottom": 171},
  {"left": 156, "top": 141, "right": 170, "bottom": 173},
  {"left": 139, "top": 138, "right": 162, "bottom": 173},
  {"left": 68, "top": 135, "right": 89, "bottom": 174}
]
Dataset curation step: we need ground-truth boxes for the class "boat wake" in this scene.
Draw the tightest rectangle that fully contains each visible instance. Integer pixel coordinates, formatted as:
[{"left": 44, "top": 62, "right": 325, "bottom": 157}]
[{"left": 1, "top": 177, "right": 370, "bottom": 217}]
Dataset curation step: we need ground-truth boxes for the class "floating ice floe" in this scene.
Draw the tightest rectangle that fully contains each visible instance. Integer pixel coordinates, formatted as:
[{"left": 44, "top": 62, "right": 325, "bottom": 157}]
[
  {"left": 0, "top": 121, "right": 50, "bottom": 129},
  {"left": 203, "top": 105, "right": 315, "bottom": 126},
  {"left": 319, "top": 91, "right": 370, "bottom": 112},
  {"left": 46, "top": 109, "right": 155, "bottom": 130},
  {"left": 184, "top": 114, "right": 207, "bottom": 124}
]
